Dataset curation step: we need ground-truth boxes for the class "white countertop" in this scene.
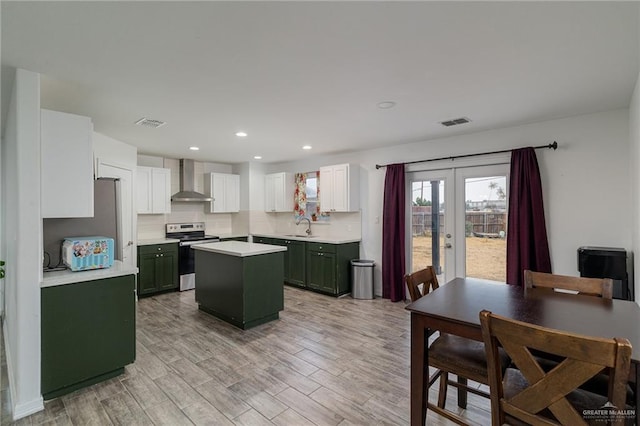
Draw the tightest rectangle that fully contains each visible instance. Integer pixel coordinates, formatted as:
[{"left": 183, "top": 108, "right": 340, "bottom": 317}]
[
  {"left": 192, "top": 241, "right": 287, "bottom": 257},
  {"left": 137, "top": 238, "right": 180, "bottom": 246},
  {"left": 41, "top": 260, "right": 138, "bottom": 288},
  {"left": 252, "top": 233, "right": 361, "bottom": 244}
]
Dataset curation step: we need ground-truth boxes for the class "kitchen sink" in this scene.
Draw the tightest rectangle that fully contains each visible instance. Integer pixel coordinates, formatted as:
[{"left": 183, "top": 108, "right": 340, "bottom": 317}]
[{"left": 284, "top": 234, "right": 317, "bottom": 238}]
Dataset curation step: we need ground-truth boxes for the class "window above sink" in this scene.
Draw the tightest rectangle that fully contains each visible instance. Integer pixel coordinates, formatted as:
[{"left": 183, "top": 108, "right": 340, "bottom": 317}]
[{"left": 294, "top": 171, "right": 330, "bottom": 223}]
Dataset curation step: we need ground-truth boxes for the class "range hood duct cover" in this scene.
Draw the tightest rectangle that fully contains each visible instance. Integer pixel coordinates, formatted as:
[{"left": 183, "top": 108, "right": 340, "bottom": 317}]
[{"left": 171, "top": 159, "right": 213, "bottom": 202}]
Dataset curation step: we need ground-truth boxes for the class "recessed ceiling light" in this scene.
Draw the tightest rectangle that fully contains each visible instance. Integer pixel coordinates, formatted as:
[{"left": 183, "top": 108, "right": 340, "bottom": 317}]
[
  {"left": 235, "top": 131, "right": 248, "bottom": 137},
  {"left": 254, "top": 156, "right": 262, "bottom": 160},
  {"left": 302, "top": 145, "right": 312, "bottom": 150},
  {"left": 377, "top": 101, "right": 396, "bottom": 109},
  {"left": 189, "top": 146, "right": 199, "bottom": 151}
]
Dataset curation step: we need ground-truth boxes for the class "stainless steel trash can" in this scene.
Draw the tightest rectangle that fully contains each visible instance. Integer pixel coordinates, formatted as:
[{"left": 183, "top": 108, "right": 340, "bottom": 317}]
[{"left": 351, "top": 259, "right": 375, "bottom": 299}]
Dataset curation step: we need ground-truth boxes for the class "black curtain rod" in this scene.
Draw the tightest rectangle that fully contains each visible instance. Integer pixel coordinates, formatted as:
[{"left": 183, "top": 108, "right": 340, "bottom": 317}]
[{"left": 375, "top": 141, "right": 558, "bottom": 170}]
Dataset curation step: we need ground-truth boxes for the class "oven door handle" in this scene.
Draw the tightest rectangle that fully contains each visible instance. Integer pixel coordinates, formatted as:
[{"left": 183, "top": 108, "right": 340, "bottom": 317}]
[{"left": 179, "top": 239, "right": 220, "bottom": 247}]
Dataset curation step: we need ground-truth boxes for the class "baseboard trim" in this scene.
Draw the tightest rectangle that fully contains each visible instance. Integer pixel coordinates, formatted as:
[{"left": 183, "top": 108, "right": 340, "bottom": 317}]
[
  {"left": 3, "top": 321, "right": 44, "bottom": 421},
  {"left": 12, "top": 397, "right": 44, "bottom": 421}
]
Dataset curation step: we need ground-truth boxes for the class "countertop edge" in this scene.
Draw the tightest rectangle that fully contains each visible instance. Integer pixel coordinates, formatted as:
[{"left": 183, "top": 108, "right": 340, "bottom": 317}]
[
  {"left": 41, "top": 261, "right": 138, "bottom": 288},
  {"left": 251, "top": 233, "right": 361, "bottom": 244},
  {"left": 137, "top": 238, "right": 180, "bottom": 246},
  {"left": 192, "top": 241, "right": 287, "bottom": 257}
]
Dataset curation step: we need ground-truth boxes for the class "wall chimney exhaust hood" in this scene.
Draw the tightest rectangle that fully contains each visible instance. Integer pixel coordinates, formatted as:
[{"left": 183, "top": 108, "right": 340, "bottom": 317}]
[{"left": 171, "top": 159, "right": 212, "bottom": 202}]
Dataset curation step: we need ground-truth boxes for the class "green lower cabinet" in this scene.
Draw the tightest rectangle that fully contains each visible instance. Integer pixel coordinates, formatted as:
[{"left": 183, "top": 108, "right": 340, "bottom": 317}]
[
  {"left": 271, "top": 238, "right": 306, "bottom": 288},
  {"left": 287, "top": 240, "right": 306, "bottom": 287},
  {"left": 307, "top": 251, "right": 337, "bottom": 292},
  {"left": 137, "top": 243, "right": 178, "bottom": 296},
  {"left": 252, "top": 236, "right": 359, "bottom": 296},
  {"left": 253, "top": 236, "right": 273, "bottom": 244},
  {"left": 221, "top": 236, "right": 249, "bottom": 242},
  {"left": 306, "top": 242, "right": 359, "bottom": 296},
  {"left": 41, "top": 275, "right": 136, "bottom": 400}
]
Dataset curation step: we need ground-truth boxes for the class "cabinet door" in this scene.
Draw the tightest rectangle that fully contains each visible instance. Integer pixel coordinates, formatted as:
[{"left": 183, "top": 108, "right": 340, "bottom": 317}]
[
  {"left": 273, "top": 173, "right": 286, "bottom": 211},
  {"left": 136, "top": 167, "right": 152, "bottom": 214},
  {"left": 331, "top": 164, "right": 349, "bottom": 212},
  {"left": 156, "top": 252, "right": 178, "bottom": 290},
  {"left": 319, "top": 167, "right": 334, "bottom": 212},
  {"left": 287, "top": 240, "right": 306, "bottom": 287},
  {"left": 269, "top": 239, "right": 289, "bottom": 281},
  {"left": 211, "top": 173, "right": 226, "bottom": 213},
  {"left": 265, "top": 175, "right": 276, "bottom": 212},
  {"left": 151, "top": 168, "right": 171, "bottom": 214},
  {"left": 307, "top": 251, "right": 336, "bottom": 293},
  {"left": 138, "top": 253, "right": 158, "bottom": 295},
  {"left": 41, "top": 109, "right": 94, "bottom": 218},
  {"left": 211, "top": 173, "right": 240, "bottom": 213},
  {"left": 226, "top": 174, "right": 240, "bottom": 212}
]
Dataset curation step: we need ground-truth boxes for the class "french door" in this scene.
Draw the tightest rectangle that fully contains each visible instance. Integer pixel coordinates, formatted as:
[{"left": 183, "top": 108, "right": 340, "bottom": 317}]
[{"left": 408, "top": 164, "right": 509, "bottom": 284}]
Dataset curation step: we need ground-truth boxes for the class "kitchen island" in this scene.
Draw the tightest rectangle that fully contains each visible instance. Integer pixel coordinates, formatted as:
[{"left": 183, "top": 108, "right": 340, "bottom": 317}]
[{"left": 192, "top": 241, "right": 286, "bottom": 329}]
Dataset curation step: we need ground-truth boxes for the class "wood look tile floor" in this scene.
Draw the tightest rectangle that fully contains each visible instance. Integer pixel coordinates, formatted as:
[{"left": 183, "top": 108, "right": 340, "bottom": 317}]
[{"left": 1, "top": 287, "right": 491, "bottom": 425}]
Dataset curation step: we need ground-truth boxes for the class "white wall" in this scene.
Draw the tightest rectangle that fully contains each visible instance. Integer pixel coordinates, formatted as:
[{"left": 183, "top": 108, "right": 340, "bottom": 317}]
[
  {"left": 630, "top": 75, "right": 640, "bottom": 302},
  {"left": 629, "top": 5, "right": 640, "bottom": 304},
  {"left": 264, "top": 109, "right": 631, "bottom": 296},
  {"left": 1, "top": 69, "right": 44, "bottom": 419},
  {"left": 93, "top": 132, "right": 137, "bottom": 169}
]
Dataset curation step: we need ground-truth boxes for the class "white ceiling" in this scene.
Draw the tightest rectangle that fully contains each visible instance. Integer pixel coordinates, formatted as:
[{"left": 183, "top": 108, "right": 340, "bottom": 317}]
[{"left": 2, "top": 2, "right": 638, "bottom": 164}]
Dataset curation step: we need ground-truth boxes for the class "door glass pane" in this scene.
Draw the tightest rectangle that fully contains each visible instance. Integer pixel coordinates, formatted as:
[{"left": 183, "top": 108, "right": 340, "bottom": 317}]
[
  {"left": 464, "top": 176, "right": 507, "bottom": 281},
  {"left": 411, "top": 180, "right": 445, "bottom": 281}
]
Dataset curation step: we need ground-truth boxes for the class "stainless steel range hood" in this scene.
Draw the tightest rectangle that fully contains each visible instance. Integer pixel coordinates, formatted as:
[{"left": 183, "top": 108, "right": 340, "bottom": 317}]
[{"left": 171, "top": 159, "right": 213, "bottom": 202}]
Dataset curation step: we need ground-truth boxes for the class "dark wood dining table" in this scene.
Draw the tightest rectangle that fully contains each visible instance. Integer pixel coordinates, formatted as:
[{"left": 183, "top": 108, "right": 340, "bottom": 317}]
[{"left": 405, "top": 277, "right": 640, "bottom": 426}]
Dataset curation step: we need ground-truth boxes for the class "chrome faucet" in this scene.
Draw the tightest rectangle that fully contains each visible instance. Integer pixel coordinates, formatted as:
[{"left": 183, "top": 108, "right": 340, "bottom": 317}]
[{"left": 296, "top": 217, "right": 312, "bottom": 236}]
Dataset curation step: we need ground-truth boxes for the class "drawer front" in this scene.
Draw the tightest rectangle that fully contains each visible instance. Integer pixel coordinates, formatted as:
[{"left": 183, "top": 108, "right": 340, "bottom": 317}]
[
  {"left": 306, "top": 242, "right": 336, "bottom": 253},
  {"left": 138, "top": 243, "right": 179, "bottom": 256}
]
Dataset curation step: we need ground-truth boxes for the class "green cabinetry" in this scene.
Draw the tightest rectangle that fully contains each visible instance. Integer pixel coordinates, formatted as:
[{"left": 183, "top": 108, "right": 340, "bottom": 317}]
[
  {"left": 306, "top": 242, "right": 359, "bottom": 296},
  {"left": 253, "top": 236, "right": 273, "bottom": 244},
  {"left": 137, "top": 243, "right": 178, "bottom": 296},
  {"left": 254, "top": 236, "right": 359, "bottom": 296},
  {"left": 41, "top": 274, "right": 136, "bottom": 399},
  {"left": 221, "top": 236, "right": 249, "bottom": 242},
  {"left": 270, "top": 238, "right": 306, "bottom": 288},
  {"left": 195, "top": 248, "right": 284, "bottom": 329}
]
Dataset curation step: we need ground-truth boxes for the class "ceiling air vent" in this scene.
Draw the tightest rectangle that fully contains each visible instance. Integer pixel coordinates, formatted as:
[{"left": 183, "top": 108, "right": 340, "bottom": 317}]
[
  {"left": 440, "top": 117, "right": 471, "bottom": 127},
  {"left": 135, "top": 117, "right": 166, "bottom": 128}
]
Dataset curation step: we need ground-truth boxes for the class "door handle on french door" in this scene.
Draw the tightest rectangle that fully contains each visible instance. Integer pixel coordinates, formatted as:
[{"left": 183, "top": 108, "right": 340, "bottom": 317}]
[{"left": 445, "top": 243, "right": 452, "bottom": 248}]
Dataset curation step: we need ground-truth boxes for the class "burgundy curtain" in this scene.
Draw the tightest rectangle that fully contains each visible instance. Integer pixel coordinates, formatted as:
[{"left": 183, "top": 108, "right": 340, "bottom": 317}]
[
  {"left": 382, "top": 163, "right": 406, "bottom": 301},
  {"left": 506, "top": 147, "right": 552, "bottom": 286}
]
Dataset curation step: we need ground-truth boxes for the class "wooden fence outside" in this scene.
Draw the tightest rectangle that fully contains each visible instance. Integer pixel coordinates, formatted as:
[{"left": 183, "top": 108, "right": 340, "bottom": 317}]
[{"left": 412, "top": 210, "right": 506, "bottom": 237}]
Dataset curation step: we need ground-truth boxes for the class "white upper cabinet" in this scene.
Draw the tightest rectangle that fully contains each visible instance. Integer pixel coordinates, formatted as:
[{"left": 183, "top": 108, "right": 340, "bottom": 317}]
[
  {"left": 204, "top": 173, "right": 240, "bottom": 213},
  {"left": 265, "top": 172, "right": 294, "bottom": 212},
  {"left": 137, "top": 166, "right": 170, "bottom": 214},
  {"left": 41, "top": 109, "right": 94, "bottom": 218},
  {"left": 319, "top": 163, "right": 359, "bottom": 212}
]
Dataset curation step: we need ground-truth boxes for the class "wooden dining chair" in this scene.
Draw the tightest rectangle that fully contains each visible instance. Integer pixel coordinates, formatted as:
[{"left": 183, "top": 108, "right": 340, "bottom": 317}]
[
  {"left": 523, "top": 269, "right": 636, "bottom": 406},
  {"left": 480, "top": 310, "right": 632, "bottom": 426},
  {"left": 524, "top": 269, "right": 613, "bottom": 299},
  {"left": 405, "top": 265, "right": 440, "bottom": 301},
  {"left": 405, "top": 267, "right": 510, "bottom": 419}
]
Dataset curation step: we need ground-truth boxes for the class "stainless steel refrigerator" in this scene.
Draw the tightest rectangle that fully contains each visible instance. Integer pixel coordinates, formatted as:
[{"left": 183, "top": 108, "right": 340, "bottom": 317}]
[{"left": 43, "top": 178, "right": 120, "bottom": 269}]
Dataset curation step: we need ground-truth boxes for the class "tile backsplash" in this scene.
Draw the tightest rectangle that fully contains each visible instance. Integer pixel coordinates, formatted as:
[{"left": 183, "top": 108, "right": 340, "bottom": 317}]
[
  {"left": 137, "top": 206, "right": 236, "bottom": 239},
  {"left": 137, "top": 210, "right": 361, "bottom": 240}
]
